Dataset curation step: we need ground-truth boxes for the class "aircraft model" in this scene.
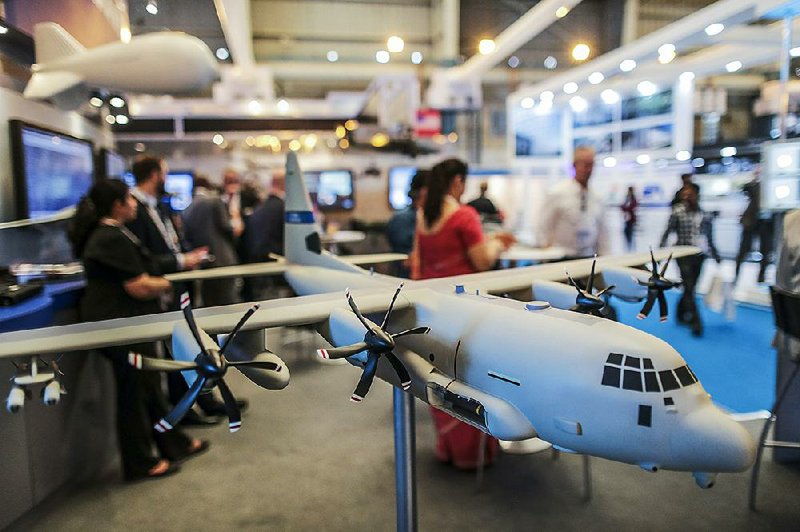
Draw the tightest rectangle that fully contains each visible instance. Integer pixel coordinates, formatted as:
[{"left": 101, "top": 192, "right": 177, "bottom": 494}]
[
  {"left": 6, "top": 356, "right": 65, "bottom": 412},
  {"left": 24, "top": 23, "right": 219, "bottom": 108},
  {"left": 0, "top": 152, "right": 754, "bottom": 489},
  {"left": 130, "top": 292, "right": 289, "bottom": 433}
]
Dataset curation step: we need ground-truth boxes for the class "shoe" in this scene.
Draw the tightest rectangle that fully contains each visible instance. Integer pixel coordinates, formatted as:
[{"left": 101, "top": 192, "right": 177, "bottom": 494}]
[
  {"left": 202, "top": 399, "right": 248, "bottom": 417},
  {"left": 126, "top": 459, "right": 180, "bottom": 481},
  {"left": 180, "top": 410, "right": 221, "bottom": 427},
  {"left": 179, "top": 439, "right": 210, "bottom": 462},
  {"left": 691, "top": 326, "right": 703, "bottom": 337}
]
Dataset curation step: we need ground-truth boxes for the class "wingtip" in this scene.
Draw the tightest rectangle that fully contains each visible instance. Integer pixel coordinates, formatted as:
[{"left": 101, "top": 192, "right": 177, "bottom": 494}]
[
  {"left": 350, "top": 394, "right": 363, "bottom": 403},
  {"left": 229, "top": 421, "right": 242, "bottom": 433},
  {"left": 317, "top": 349, "right": 329, "bottom": 359},
  {"left": 180, "top": 292, "right": 191, "bottom": 309},
  {"left": 401, "top": 381, "right": 412, "bottom": 390}
]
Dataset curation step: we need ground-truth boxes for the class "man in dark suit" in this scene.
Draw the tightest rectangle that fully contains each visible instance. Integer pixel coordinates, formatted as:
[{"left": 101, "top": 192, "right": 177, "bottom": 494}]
[
  {"left": 241, "top": 169, "right": 285, "bottom": 301},
  {"left": 127, "top": 155, "right": 235, "bottom": 424},
  {"left": 182, "top": 175, "right": 240, "bottom": 307}
]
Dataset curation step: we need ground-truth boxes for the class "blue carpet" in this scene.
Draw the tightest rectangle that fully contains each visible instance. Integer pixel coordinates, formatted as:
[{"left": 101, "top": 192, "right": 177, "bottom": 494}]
[{"left": 616, "top": 292, "right": 776, "bottom": 414}]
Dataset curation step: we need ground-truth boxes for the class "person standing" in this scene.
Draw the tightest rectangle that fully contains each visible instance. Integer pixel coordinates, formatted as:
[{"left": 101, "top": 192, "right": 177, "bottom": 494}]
[
  {"left": 69, "top": 179, "right": 208, "bottom": 481},
  {"left": 659, "top": 184, "right": 721, "bottom": 336},
  {"left": 386, "top": 169, "right": 428, "bottom": 278},
  {"left": 621, "top": 186, "right": 638, "bottom": 252},
  {"left": 411, "top": 158, "right": 514, "bottom": 469},
  {"left": 181, "top": 175, "right": 240, "bottom": 307},
  {"left": 242, "top": 169, "right": 287, "bottom": 300},
  {"left": 467, "top": 181, "right": 503, "bottom": 224},
  {"left": 539, "top": 146, "right": 608, "bottom": 258},
  {"left": 735, "top": 174, "right": 766, "bottom": 282}
]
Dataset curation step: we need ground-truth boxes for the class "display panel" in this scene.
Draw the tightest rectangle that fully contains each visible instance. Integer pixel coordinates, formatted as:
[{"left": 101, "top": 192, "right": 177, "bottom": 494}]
[
  {"left": 10, "top": 120, "right": 95, "bottom": 219},
  {"left": 573, "top": 133, "right": 613, "bottom": 154},
  {"left": 512, "top": 107, "right": 563, "bottom": 157},
  {"left": 573, "top": 101, "right": 613, "bottom": 128},
  {"left": 302, "top": 170, "right": 355, "bottom": 211},
  {"left": 101, "top": 148, "right": 128, "bottom": 180},
  {"left": 163, "top": 172, "right": 194, "bottom": 211},
  {"left": 621, "top": 90, "right": 673, "bottom": 120},
  {"left": 621, "top": 124, "right": 672, "bottom": 151},
  {"left": 388, "top": 166, "right": 417, "bottom": 210}
]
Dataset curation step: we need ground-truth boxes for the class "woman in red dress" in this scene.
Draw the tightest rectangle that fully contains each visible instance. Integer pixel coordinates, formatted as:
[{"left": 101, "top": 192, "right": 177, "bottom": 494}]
[{"left": 411, "top": 158, "right": 515, "bottom": 469}]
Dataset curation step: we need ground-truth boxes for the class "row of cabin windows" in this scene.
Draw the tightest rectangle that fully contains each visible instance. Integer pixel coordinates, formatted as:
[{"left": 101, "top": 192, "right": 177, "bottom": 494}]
[{"left": 601, "top": 353, "right": 698, "bottom": 392}]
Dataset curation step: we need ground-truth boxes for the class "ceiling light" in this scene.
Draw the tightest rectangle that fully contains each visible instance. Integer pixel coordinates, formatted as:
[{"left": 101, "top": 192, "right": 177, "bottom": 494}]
[
  {"left": 521, "top": 97, "right": 535, "bottom": 109},
  {"left": 544, "top": 56, "right": 558, "bottom": 69},
  {"left": 600, "top": 89, "right": 619, "bottom": 105},
  {"left": 556, "top": 6, "right": 570, "bottom": 18},
  {"left": 411, "top": 51, "right": 423, "bottom": 64},
  {"left": 212, "top": 134, "right": 224, "bottom": 145},
  {"left": 216, "top": 47, "right": 229, "bottom": 61},
  {"left": 248, "top": 99, "right": 262, "bottom": 114},
  {"left": 777, "top": 154, "right": 793, "bottom": 168},
  {"left": 508, "top": 55, "right": 520, "bottom": 68},
  {"left": 540, "top": 90, "right": 555, "bottom": 101},
  {"left": 636, "top": 154, "right": 651, "bottom": 165},
  {"left": 371, "top": 132, "right": 390, "bottom": 148},
  {"left": 692, "top": 157, "right": 705, "bottom": 168},
  {"left": 109, "top": 96, "right": 125, "bottom": 108},
  {"left": 637, "top": 81, "right": 657, "bottom": 97},
  {"left": 448, "top": 132, "right": 458, "bottom": 143},
  {"left": 776, "top": 184, "right": 791, "bottom": 199},
  {"left": 115, "top": 115, "right": 129, "bottom": 125},
  {"left": 376, "top": 50, "right": 390, "bottom": 63},
  {"left": 658, "top": 43, "right": 676, "bottom": 64},
  {"left": 479, "top": 39, "right": 496, "bottom": 55},
  {"left": 105, "top": 114, "right": 116, "bottom": 124},
  {"left": 134, "top": 142, "right": 146, "bottom": 152},
  {"left": 620, "top": 59, "right": 637, "bottom": 72},
  {"left": 89, "top": 96, "right": 103, "bottom": 108},
  {"left": 572, "top": 43, "right": 590, "bottom": 61},
  {"left": 563, "top": 82, "right": 578, "bottom": 94},
  {"left": 344, "top": 119, "right": 359, "bottom": 131},
  {"left": 277, "top": 99, "right": 290, "bottom": 114},
  {"left": 327, "top": 50, "right": 338, "bottom": 62},
  {"left": 335, "top": 125, "right": 346, "bottom": 138},
  {"left": 720, "top": 146, "right": 737, "bottom": 157},
  {"left": 676, "top": 150, "right": 691, "bottom": 161},
  {"left": 726, "top": 60, "right": 742, "bottom": 73},
  {"left": 569, "top": 96, "right": 588, "bottom": 113},
  {"left": 338, "top": 138, "right": 350, "bottom": 149},
  {"left": 387, "top": 36, "right": 404, "bottom": 53},
  {"left": 289, "top": 139, "right": 301, "bottom": 152},
  {"left": 705, "top": 23, "right": 724, "bottom": 36},
  {"left": 304, "top": 134, "right": 318, "bottom": 149},
  {"left": 603, "top": 157, "right": 617, "bottom": 168},
  {"left": 145, "top": 0, "right": 158, "bottom": 15},
  {"left": 588, "top": 72, "right": 604, "bottom": 84}
]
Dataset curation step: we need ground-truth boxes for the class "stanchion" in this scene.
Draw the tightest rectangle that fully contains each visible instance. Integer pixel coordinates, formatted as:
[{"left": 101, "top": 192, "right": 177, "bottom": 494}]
[{"left": 393, "top": 387, "right": 417, "bottom": 532}]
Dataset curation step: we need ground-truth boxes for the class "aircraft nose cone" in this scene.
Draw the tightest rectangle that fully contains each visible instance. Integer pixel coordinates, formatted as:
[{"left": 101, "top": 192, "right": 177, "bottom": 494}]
[{"left": 671, "top": 405, "right": 755, "bottom": 472}]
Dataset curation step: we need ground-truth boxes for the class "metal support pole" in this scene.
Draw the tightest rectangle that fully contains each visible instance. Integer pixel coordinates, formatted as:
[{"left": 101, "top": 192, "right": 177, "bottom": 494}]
[
  {"left": 779, "top": 16, "right": 793, "bottom": 140},
  {"left": 393, "top": 387, "right": 417, "bottom": 532}
]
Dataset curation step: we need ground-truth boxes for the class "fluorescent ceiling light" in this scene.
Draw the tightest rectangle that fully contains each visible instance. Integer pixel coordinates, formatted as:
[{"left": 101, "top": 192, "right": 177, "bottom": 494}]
[
  {"left": 588, "top": 72, "right": 604, "bottom": 84},
  {"left": 705, "top": 23, "right": 724, "bottom": 36},
  {"left": 619, "top": 59, "right": 636, "bottom": 72}
]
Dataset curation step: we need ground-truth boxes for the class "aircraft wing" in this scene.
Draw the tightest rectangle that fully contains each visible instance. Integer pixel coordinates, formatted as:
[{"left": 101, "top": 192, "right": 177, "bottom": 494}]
[
  {"left": 164, "top": 253, "right": 407, "bottom": 282},
  {"left": 0, "top": 288, "right": 411, "bottom": 360},
  {"left": 419, "top": 246, "right": 700, "bottom": 295}
]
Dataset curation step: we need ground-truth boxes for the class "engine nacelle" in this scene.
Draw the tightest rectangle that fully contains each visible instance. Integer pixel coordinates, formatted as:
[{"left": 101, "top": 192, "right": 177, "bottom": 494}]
[
  {"left": 7, "top": 386, "right": 25, "bottom": 413},
  {"left": 42, "top": 380, "right": 62, "bottom": 405},
  {"left": 693, "top": 471, "right": 717, "bottom": 489}
]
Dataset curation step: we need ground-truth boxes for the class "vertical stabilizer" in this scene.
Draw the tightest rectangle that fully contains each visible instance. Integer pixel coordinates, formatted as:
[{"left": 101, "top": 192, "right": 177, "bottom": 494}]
[
  {"left": 33, "top": 23, "right": 85, "bottom": 64},
  {"left": 283, "top": 153, "right": 362, "bottom": 273}
]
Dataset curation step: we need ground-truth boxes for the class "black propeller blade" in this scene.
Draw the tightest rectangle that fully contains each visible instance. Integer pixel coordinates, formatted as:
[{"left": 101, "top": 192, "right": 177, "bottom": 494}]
[
  {"left": 136, "top": 294, "right": 271, "bottom": 433},
  {"left": 566, "top": 257, "right": 616, "bottom": 316},
  {"left": 636, "top": 249, "right": 678, "bottom": 322},
  {"left": 321, "top": 285, "right": 429, "bottom": 402}
]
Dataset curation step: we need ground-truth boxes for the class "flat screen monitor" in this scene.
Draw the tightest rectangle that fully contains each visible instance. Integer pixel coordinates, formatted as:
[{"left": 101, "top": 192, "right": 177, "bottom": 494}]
[
  {"left": 388, "top": 166, "right": 417, "bottom": 210},
  {"left": 163, "top": 172, "right": 194, "bottom": 211},
  {"left": 302, "top": 169, "right": 355, "bottom": 211},
  {"left": 10, "top": 120, "right": 95, "bottom": 219},
  {"left": 101, "top": 148, "right": 128, "bottom": 180}
]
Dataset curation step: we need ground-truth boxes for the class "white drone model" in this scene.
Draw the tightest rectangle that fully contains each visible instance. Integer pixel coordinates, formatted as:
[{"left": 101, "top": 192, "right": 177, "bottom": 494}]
[
  {"left": 0, "top": 153, "right": 754, "bottom": 490},
  {"left": 6, "top": 356, "right": 65, "bottom": 412}
]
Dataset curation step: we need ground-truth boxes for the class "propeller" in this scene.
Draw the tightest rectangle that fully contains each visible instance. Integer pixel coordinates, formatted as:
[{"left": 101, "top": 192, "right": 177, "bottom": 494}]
[
  {"left": 636, "top": 249, "right": 680, "bottom": 322},
  {"left": 566, "top": 256, "right": 615, "bottom": 316},
  {"left": 132, "top": 293, "right": 271, "bottom": 433},
  {"left": 317, "top": 284, "right": 430, "bottom": 403}
]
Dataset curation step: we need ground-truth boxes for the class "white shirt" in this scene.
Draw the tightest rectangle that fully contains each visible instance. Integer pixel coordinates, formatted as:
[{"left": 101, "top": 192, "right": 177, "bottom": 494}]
[
  {"left": 131, "top": 186, "right": 185, "bottom": 268},
  {"left": 539, "top": 178, "right": 608, "bottom": 257}
]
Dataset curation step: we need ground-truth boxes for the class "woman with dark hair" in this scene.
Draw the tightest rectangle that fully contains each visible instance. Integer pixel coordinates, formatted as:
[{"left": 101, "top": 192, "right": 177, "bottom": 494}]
[
  {"left": 411, "top": 158, "right": 514, "bottom": 469},
  {"left": 70, "top": 179, "right": 207, "bottom": 481}
]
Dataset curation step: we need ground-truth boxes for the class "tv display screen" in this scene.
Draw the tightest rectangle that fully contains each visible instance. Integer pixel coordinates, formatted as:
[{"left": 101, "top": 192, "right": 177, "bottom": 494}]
[
  {"left": 10, "top": 120, "right": 95, "bottom": 219},
  {"left": 302, "top": 170, "right": 354, "bottom": 210},
  {"left": 388, "top": 166, "right": 417, "bottom": 210},
  {"left": 102, "top": 149, "right": 128, "bottom": 180},
  {"left": 163, "top": 172, "right": 194, "bottom": 211}
]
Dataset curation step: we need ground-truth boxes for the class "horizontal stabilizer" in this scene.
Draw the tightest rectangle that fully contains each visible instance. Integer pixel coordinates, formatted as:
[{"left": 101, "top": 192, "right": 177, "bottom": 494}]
[
  {"left": 33, "top": 22, "right": 85, "bottom": 64},
  {"left": 24, "top": 71, "right": 83, "bottom": 100}
]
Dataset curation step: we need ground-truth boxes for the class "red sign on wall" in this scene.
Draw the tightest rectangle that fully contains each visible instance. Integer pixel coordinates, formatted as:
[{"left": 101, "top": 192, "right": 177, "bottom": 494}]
[{"left": 415, "top": 108, "right": 441, "bottom": 138}]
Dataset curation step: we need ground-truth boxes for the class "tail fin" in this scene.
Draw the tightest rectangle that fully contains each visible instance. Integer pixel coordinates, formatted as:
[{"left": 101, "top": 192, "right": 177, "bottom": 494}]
[
  {"left": 283, "top": 152, "right": 362, "bottom": 273},
  {"left": 33, "top": 23, "right": 85, "bottom": 64}
]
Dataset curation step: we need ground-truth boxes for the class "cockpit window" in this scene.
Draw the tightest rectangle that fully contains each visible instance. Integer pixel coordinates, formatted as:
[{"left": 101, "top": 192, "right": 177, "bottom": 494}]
[
  {"left": 602, "top": 354, "right": 698, "bottom": 393},
  {"left": 659, "top": 370, "right": 680, "bottom": 391}
]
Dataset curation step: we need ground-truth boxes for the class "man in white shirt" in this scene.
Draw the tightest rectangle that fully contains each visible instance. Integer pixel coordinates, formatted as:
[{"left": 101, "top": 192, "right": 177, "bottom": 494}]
[{"left": 539, "top": 146, "right": 608, "bottom": 258}]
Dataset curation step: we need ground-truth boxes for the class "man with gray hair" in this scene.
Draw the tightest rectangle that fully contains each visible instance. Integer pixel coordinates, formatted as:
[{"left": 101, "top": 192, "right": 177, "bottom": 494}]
[{"left": 539, "top": 145, "right": 608, "bottom": 258}]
